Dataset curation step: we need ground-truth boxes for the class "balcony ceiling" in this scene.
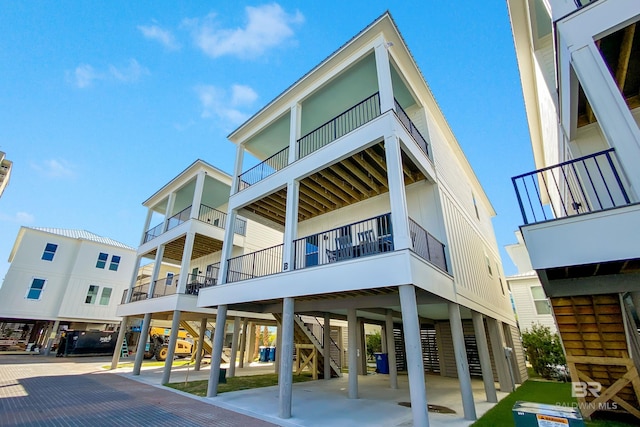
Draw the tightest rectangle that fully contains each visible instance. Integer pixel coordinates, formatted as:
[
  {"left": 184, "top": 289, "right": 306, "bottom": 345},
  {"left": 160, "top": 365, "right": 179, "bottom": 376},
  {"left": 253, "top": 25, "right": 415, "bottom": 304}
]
[
  {"left": 146, "top": 234, "right": 223, "bottom": 263},
  {"left": 241, "top": 142, "right": 426, "bottom": 226},
  {"left": 578, "top": 21, "right": 640, "bottom": 127}
]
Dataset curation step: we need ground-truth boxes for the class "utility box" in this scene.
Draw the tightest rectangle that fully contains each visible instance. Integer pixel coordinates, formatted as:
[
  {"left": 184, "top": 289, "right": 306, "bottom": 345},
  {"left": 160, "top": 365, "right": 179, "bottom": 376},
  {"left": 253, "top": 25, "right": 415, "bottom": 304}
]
[{"left": 512, "top": 401, "right": 584, "bottom": 427}]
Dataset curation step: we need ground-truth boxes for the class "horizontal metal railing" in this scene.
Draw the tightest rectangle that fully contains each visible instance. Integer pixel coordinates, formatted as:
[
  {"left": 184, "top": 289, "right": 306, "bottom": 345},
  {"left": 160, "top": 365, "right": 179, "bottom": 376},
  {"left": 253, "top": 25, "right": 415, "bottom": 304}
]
[
  {"left": 408, "top": 218, "right": 448, "bottom": 273},
  {"left": 226, "top": 244, "right": 284, "bottom": 283},
  {"left": 237, "top": 146, "right": 289, "bottom": 191},
  {"left": 129, "top": 283, "right": 151, "bottom": 302},
  {"left": 297, "top": 92, "right": 381, "bottom": 159},
  {"left": 394, "top": 99, "right": 430, "bottom": 158},
  {"left": 293, "top": 213, "right": 394, "bottom": 270},
  {"left": 198, "top": 205, "right": 248, "bottom": 236},
  {"left": 184, "top": 273, "right": 217, "bottom": 295},
  {"left": 166, "top": 205, "right": 192, "bottom": 231},
  {"left": 150, "top": 275, "right": 180, "bottom": 299},
  {"left": 144, "top": 222, "right": 164, "bottom": 243},
  {"left": 512, "top": 148, "right": 632, "bottom": 225}
]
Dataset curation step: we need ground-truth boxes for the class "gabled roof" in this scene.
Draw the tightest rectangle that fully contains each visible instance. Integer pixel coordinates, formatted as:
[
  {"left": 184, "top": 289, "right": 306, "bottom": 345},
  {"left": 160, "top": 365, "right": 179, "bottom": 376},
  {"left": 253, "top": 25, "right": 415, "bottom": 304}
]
[{"left": 30, "top": 227, "right": 135, "bottom": 250}]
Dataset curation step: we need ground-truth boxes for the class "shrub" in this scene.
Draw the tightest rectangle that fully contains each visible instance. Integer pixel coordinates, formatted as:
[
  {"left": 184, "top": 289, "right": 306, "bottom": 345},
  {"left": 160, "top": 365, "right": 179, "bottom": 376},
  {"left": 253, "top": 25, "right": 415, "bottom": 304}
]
[
  {"left": 366, "top": 331, "right": 382, "bottom": 361},
  {"left": 521, "top": 323, "right": 565, "bottom": 379}
]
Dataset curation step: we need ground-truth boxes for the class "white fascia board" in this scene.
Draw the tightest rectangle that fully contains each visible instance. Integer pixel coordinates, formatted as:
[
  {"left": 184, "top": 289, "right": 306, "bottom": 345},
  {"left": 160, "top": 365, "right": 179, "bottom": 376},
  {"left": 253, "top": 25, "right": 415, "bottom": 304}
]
[
  {"left": 408, "top": 253, "right": 455, "bottom": 301},
  {"left": 456, "top": 292, "right": 518, "bottom": 327},
  {"left": 522, "top": 203, "right": 640, "bottom": 269},
  {"left": 115, "top": 294, "right": 218, "bottom": 317},
  {"left": 197, "top": 250, "right": 412, "bottom": 307},
  {"left": 229, "top": 113, "right": 395, "bottom": 210},
  {"left": 143, "top": 160, "right": 232, "bottom": 208}
]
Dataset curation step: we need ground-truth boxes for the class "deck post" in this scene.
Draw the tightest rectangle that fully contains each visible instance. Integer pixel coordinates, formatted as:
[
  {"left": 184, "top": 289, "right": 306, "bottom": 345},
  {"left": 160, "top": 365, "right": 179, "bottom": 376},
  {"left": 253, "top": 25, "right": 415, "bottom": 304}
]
[
  {"left": 487, "top": 317, "right": 514, "bottom": 392},
  {"left": 194, "top": 317, "right": 207, "bottom": 371},
  {"left": 111, "top": 316, "right": 129, "bottom": 369},
  {"left": 347, "top": 308, "right": 358, "bottom": 399},
  {"left": 472, "top": 311, "right": 497, "bottom": 402},
  {"left": 324, "top": 312, "right": 332, "bottom": 380},
  {"left": 133, "top": 312, "right": 152, "bottom": 375},
  {"left": 207, "top": 305, "right": 228, "bottom": 397},
  {"left": 161, "top": 310, "right": 182, "bottom": 384},
  {"left": 385, "top": 310, "right": 398, "bottom": 389},
  {"left": 239, "top": 317, "right": 248, "bottom": 368},
  {"left": 228, "top": 316, "right": 241, "bottom": 377},
  {"left": 449, "top": 303, "right": 477, "bottom": 420},
  {"left": 279, "top": 297, "right": 295, "bottom": 418}
]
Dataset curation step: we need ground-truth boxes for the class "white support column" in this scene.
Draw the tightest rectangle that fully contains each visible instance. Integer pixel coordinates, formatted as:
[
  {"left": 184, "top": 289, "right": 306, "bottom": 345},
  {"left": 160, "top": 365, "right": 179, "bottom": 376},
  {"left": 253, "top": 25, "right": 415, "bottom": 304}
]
[
  {"left": 195, "top": 317, "right": 207, "bottom": 371},
  {"left": 176, "top": 232, "right": 196, "bottom": 295},
  {"left": 279, "top": 297, "right": 295, "bottom": 419},
  {"left": 161, "top": 310, "right": 182, "bottom": 384},
  {"left": 472, "top": 311, "right": 497, "bottom": 403},
  {"left": 374, "top": 40, "right": 395, "bottom": 112},
  {"left": 217, "top": 209, "right": 238, "bottom": 285},
  {"left": 190, "top": 170, "right": 206, "bottom": 220},
  {"left": 282, "top": 180, "right": 299, "bottom": 273},
  {"left": 43, "top": 320, "right": 60, "bottom": 356},
  {"left": 141, "top": 208, "right": 154, "bottom": 245},
  {"left": 275, "top": 320, "right": 282, "bottom": 374},
  {"left": 133, "top": 313, "right": 152, "bottom": 376},
  {"left": 384, "top": 135, "right": 411, "bottom": 250},
  {"left": 356, "top": 318, "right": 366, "bottom": 375},
  {"left": 247, "top": 322, "right": 256, "bottom": 363},
  {"left": 289, "top": 103, "right": 301, "bottom": 163},
  {"left": 448, "top": 303, "right": 477, "bottom": 421},
  {"left": 239, "top": 318, "right": 248, "bottom": 369},
  {"left": 571, "top": 42, "right": 640, "bottom": 196},
  {"left": 124, "top": 255, "right": 143, "bottom": 304},
  {"left": 231, "top": 143, "right": 245, "bottom": 196},
  {"left": 148, "top": 245, "right": 166, "bottom": 298},
  {"left": 385, "top": 310, "right": 398, "bottom": 389},
  {"left": 347, "top": 308, "right": 358, "bottom": 399},
  {"left": 110, "top": 316, "right": 129, "bottom": 369},
  {"left": 207, "top": 305, "right": 228, "bottom": 397},
  {"left": 164, "top": 192, "right": 176, "bottom": 231},
  {"left": 381, "top": 324, "right": 387, "bottom": 353},
  {"left": 228, "top": 317, "right": 241, "bottom": 377},
  {"left": 399, "top": 285, "right": 429, "bottom": 427},
  {"left": 324, "top": 312, "right": 331, "bottom": 380},
  {"left": 487, "top": 318, "right": 514, "bottom": 392}
]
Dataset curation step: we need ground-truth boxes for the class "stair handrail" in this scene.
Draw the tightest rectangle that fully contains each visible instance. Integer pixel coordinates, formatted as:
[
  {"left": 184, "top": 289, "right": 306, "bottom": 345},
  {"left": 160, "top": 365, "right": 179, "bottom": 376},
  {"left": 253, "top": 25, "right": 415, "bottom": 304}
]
[{"left": 296, "top": 314, "right": 342, "bottom": 369}]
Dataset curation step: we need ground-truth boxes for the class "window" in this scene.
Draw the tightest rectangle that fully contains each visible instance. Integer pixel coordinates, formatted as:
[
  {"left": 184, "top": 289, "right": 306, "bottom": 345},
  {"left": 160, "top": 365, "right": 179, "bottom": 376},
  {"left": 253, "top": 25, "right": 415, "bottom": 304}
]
[
  {"left": 109, "top": 255, "right": 121, "bottom": 271},
  {"left": 26, "top": 278, "right": 46, "bottom": 300},
  {"left": 166, "top": 272, "right": 174, "bottom": 286},
  {"left": 531, "top": 286, "right": 551, "bottom": 315},
  {"left": 85, "top": 285, "right": 99, "bottom": 304},
  {"left": 99, "top": 287, "right": 112, "bottom": 305},
  {"left": 472, "top": 194, "right": 480, "bottom": 220},
  {"left": 41, "top": 243, "right": 58, "bottom": 261},
  {"left": 96, "top": 252, "right": 108, "bottom": 269},
  {"left": 485, "top": 254, "right": 492, "bottom": 276}
]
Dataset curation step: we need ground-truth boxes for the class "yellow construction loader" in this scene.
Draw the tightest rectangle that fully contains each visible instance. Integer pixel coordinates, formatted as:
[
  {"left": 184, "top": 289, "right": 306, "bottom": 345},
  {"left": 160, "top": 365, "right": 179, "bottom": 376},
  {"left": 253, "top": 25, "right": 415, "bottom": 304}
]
[{"left": 143, "top": 327, "right": 193, "bottom": 361}]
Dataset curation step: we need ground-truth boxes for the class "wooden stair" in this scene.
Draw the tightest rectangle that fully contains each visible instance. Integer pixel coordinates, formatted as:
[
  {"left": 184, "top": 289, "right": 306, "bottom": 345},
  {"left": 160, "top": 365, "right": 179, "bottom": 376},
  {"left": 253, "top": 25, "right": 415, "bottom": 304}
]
[
  {"left": 273, "top": 314, "right": 341, "bottom": 378},
  {"left": 180, "top": 320, "right": 230, "bottom": 363},
  {"left": 551, "top": 294, "right": 640, "bottom": 419}
]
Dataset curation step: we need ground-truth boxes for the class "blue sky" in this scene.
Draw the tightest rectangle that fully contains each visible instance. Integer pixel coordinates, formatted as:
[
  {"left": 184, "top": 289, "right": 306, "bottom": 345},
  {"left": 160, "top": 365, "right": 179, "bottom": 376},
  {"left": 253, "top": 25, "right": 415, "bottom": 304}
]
[{"left": 0, "top": 1, "right": 534, "bottom": 281}]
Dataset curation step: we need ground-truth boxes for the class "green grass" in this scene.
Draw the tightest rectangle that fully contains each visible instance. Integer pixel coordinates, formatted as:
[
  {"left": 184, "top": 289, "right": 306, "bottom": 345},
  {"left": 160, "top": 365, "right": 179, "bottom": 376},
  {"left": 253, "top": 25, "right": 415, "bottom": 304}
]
[
  {"left": 166, "top": 372, "right": 314, "bottom": 397},
  {"left": 472, "top": 380, "right": 636, "bottom": 427},
  {"left": 103, "top": 359, "right": 194, "bottom": 369}
]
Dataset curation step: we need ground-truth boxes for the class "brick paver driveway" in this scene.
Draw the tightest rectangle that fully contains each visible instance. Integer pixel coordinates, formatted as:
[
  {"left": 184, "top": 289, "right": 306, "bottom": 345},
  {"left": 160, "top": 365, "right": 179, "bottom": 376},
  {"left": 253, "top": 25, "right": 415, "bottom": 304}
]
[{"left": 0, "top": 355, "right": 276, "bottom": 426}]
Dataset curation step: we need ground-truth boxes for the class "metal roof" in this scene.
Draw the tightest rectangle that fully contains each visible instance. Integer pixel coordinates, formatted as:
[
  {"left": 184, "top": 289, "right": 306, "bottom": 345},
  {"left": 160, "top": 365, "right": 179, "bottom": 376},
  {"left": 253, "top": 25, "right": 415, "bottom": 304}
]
[{"left": 28, "top": 227, "right": 135, "bottom": 251}]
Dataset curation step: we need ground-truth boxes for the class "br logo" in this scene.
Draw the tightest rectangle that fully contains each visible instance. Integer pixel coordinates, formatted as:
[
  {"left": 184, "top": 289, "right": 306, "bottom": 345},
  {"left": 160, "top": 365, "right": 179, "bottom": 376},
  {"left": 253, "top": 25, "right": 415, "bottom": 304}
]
[{"left": 571, "top": 382, "right": 601, "bottom": 398}]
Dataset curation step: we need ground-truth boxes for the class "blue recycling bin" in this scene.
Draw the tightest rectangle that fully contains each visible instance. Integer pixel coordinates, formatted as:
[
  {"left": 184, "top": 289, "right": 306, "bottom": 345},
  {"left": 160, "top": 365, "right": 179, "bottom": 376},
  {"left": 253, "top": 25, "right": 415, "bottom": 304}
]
[
  {"left": 375, "top": 353, "right": 389, "bottom": 374},
  {"left": 259, "top": 346, "right": 267, "bottom": 362},
  {"left": 268, "top": 346, "right": 276, "bottom": 361}
]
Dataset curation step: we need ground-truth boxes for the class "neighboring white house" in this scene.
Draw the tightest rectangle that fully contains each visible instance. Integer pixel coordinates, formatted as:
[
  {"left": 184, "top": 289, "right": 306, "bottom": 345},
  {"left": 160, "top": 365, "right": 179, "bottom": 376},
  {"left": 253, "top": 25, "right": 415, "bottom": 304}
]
[
  {"left": 197, "top": 12, "right": 525, "bottom": 425},
  {"left": 0, "top": 227, "right": 136, "bottom": 350},
  {"left": 505, "top": 231, "right": 556, "bottom": 334},
  {"left": 112, "top": 159, "right": 282, "bottom": 383},
  {"left": 507, "top": 0, "right": 640, "bottom": 420}
]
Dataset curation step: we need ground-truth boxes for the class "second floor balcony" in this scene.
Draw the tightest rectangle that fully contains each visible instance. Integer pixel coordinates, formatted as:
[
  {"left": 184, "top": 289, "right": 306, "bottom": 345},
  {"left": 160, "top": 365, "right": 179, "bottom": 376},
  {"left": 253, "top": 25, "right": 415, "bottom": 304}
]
[
  {"left": 223, "top": 213, "right": 448, "bottom": 284},
  {"left": 143, "top": 204, "right": 247, "bottom": 244},
  {"left": 512, "top": 148, "right": 633, "bottom": 225}
]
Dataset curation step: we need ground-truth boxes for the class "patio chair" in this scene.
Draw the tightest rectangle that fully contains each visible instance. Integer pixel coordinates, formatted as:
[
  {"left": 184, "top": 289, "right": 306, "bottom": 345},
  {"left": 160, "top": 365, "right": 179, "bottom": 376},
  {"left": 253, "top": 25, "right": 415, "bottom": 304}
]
[
  {"left": 357, "top": 229, "right": 377, "bottom": 256},
  {"left": 335, "top": 235, "right": 354, "bottom": 260}
]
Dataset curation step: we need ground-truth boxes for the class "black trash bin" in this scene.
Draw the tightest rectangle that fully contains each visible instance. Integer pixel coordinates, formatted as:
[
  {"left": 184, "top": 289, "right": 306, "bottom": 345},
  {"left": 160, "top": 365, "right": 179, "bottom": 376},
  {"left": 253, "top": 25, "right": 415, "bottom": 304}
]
[
  {"left": 374, "top": 353, "right": 389, "bottom": 374},
  {"left": 218, "top": 368, "right": 227, "bottom": 384}
]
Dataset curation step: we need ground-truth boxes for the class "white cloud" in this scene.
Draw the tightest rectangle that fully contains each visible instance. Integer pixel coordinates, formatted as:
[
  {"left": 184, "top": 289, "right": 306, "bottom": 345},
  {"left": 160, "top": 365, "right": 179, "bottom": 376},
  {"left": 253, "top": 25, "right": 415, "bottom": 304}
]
[
  {"left": 195, "top": 84, "right": 257, "bottom": 127},
  {"left": 68, "top": 59, "right": 148, "bottom": 88},
  {"left": 31, "top": 158, "right": 75, "bottom": 178},
  {"left": 138, "top": 24, "right": 181, "bottom": 50},
  {"left": 71, "top": 64, "right": 101, "bottom": 88},
  {"left": 0, "top": 211, "right": 35, "bottom": 224},
  {"left": 109, "top": 59, "right": 150, "bottom": 83},
  {"left": 185, "top": 4, "right": 304, "bottom": 59}
]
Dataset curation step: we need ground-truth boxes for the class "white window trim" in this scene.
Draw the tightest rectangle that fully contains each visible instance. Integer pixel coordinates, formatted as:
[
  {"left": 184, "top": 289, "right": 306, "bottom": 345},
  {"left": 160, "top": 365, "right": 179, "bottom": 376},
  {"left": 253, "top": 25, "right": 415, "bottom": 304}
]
[{"left": 25, "top": 277, "right": 47, "bottom": 301}]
